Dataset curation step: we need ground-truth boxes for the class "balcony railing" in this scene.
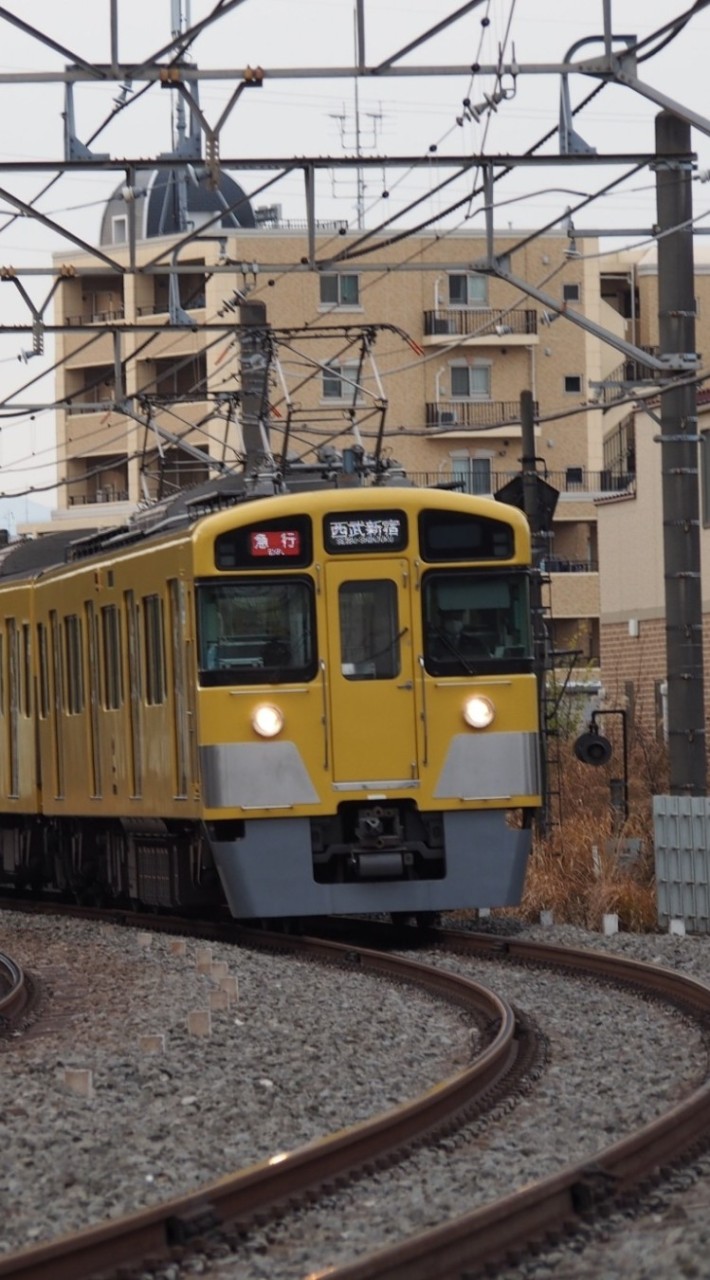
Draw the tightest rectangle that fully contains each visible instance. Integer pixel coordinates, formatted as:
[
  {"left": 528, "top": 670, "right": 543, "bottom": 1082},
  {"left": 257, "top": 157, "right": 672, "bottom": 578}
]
[
  {"left": 426, "top": 400, "right": 538, "bottom": 429},
  {"left": 496, "top": 468, "right": 635, "bottom": 495},
  {"left": 65, "top": 308, "right": 125, "bottom": 325},
  {"left": 69, "top": 490, "right": 130, "bottom": 505},
  {"left": 424, "top": 307, "right": 538, "bottom": 339},
  {"left": 541, "top": 557, "right": 599, "bottom": 573},
  {"left": 403, "top": 469, "right": 635, "bottom": 498}
]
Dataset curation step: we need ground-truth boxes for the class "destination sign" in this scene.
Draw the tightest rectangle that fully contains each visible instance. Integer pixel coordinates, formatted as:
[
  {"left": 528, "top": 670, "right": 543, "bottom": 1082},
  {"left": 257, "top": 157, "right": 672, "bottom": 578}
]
[{"left": 324, "top": 510, "right": 407, "bottom": 553}]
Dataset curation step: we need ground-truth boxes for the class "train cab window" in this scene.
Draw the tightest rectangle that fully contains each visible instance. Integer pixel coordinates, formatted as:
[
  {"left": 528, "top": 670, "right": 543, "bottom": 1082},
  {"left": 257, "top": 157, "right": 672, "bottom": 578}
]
[
  {"left": 197, "top": 577, "right": 316, "bottom": 686},
  {"left": 423, "top": 571, "right": 532, "bottom": 676},
  {"left": 338, "top": 580, "right": 401, "bottom": 681},
  {"left": 419, "top": 509, "right": 514, "bottom": 561}
]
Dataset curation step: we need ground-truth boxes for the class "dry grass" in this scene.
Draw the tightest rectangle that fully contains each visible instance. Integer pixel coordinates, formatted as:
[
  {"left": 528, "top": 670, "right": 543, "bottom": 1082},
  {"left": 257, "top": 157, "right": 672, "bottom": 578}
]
[{"left": 519, "top": 737, "right": 660, "bottom": 933}]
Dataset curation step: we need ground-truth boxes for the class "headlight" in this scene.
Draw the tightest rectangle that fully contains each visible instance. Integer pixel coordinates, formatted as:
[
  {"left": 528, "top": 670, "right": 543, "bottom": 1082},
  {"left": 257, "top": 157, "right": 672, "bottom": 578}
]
[
  {"left": 251, "top": 703, "right": 284, "bottom": 738},
  {"left": 463, "top": 694, "right": 495, "bottom": 729}
]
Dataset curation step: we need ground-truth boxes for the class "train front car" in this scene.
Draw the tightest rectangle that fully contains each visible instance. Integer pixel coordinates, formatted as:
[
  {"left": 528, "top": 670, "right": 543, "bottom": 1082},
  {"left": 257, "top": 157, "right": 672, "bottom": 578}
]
[{"left": 194, "top": 486, "right": 541, "bottom": 919}]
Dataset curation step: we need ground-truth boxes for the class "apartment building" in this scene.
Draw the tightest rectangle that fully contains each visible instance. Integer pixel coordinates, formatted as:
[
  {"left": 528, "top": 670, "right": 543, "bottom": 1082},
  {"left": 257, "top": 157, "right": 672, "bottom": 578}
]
[
  {"left": 593, "top": 245, "right": 710, "bottom": 733},
  {"left": 44, "top": 175, "right": 638, "bottom": 667}
]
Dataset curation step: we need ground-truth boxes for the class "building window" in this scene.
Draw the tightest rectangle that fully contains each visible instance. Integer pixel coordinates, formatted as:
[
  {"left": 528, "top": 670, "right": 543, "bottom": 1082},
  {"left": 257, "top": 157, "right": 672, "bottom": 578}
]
[
  {"left": 564, "top": 375, "right": 582, "bottom": 394},
  {"left": 451, "top": 363, "right": 490, "bottom": 399},
  {"left": 448, "top": 273, "right": 487, "bottom": 307},
  {"left": 450, "top": 454, "right": 492, "bottom": 496},
  {"left": 563, "top": 283, "right": 580, "bottom": 302},
  {"left": 111, "top": 215, "right": 128, "bottom": 245},
  {"left": 319, "top": 274, "right": 360, "bottom": 307},
  {"left": 322, "top": 361, "right": 362, "bottom": 401}
]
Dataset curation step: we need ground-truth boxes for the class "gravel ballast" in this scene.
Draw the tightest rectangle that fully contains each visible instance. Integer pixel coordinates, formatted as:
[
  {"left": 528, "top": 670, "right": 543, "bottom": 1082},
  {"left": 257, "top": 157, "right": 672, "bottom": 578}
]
[{"left": 2, "top": 911, "right": 710, "bottom": 1280}]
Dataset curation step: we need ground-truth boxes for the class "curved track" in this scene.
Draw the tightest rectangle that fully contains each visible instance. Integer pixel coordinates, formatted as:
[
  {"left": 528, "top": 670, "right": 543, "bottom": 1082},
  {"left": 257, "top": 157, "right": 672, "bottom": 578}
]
[
  {"left": 3, "top": 909, "right": 710, "bottom": 1280},
  {"left": 0, "top": 927, "right": 533, "bottom": 1280},
  {"left": 0, "top": 952, "right": 29, "bottom": 1028}
]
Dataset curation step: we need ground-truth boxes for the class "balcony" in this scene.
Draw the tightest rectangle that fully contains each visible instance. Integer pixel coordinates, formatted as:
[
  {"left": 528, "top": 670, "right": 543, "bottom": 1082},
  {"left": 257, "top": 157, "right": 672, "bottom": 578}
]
[
  {"left": 541, "top": 557, "right": 598, "bottom": 573},
  {"left": 404, "top": 467, "right": 635, "bottom": 499},
  {"left": 65, "top": 306, "right": 125, "bottom": 325},
  {"left": 423, "top": 307, "right": 538, "bottom": 346},
  {"left": 426, "top": 400, "right": 539, "bottom": 431},
  {"left": 589, "top": 349, "right": 660, "bottom": 404}
]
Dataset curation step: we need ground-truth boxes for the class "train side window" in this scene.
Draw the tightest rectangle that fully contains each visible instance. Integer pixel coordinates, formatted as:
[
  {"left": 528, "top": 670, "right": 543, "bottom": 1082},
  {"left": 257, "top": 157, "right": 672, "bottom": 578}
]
[
  {"left": 21, "top": 623, "right": 31, "bottom": 718},
  {"left": 37, "top": 624, "right": 48, "bottom": 719},
  {"left": 338, "top": 580, "right": 401, "bottom": 680},
  {"left": 64, "top": 614, "right": 84, "bottom": 714},
  {"left": 50, "top": 610, "right": 63, "bottom": 704},
  {"left": 7, "top": 618, "right": 17, "bottom": 710},
  {"left": 143, "top": 593, "right": 166, "bottom": 705},
  {"left": 101, "top": 604, "right": 123, "bottom": 709}
]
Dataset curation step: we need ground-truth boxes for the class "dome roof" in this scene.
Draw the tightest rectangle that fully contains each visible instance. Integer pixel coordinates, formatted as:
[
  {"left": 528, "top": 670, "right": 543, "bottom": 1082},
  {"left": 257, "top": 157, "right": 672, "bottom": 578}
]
[{"left": 100, "top": 166, "right": 255, "bottom": 245}]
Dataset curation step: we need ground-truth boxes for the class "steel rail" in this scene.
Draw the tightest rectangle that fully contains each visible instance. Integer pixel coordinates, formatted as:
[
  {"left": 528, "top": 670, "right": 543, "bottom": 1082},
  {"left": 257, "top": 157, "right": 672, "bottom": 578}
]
[
  {"left": 0, "top": 933, "right": 522, "bottom": 1280},
  {"left": 303, "top": 927, "right": 710, "bottom": 1280},
  {"left": 0, "top": 953, "right": 28, "bottom": 1027}
]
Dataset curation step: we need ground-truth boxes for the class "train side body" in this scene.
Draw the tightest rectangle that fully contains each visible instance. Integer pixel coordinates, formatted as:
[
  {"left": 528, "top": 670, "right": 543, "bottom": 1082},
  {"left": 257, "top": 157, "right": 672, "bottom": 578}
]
[{"left": 0, "top": 484, "right": 541, "bottom": 916}]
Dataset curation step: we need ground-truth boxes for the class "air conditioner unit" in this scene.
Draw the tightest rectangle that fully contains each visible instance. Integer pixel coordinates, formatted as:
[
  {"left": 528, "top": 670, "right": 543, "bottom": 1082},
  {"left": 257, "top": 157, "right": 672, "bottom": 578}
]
[{"left": 437, "top": 411, "right": 458, "bottom": 426}]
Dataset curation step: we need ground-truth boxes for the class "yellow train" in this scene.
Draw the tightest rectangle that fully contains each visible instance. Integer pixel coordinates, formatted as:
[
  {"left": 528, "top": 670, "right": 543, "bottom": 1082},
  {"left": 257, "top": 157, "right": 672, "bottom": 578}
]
[{"left": 0, "top": 478, "right": 541, "bottom": 919}]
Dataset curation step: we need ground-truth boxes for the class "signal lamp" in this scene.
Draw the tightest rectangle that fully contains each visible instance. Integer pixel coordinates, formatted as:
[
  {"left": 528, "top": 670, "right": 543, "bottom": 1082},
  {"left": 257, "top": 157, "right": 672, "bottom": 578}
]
[{"left": 574, "top": 730, "right": 612, "bottom": 767}]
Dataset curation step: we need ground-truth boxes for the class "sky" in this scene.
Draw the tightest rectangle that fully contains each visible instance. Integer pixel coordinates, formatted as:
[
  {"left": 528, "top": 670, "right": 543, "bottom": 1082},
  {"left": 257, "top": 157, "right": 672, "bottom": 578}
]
[{"left": 0, "top": 0, "right": 709, "bottom": 511}]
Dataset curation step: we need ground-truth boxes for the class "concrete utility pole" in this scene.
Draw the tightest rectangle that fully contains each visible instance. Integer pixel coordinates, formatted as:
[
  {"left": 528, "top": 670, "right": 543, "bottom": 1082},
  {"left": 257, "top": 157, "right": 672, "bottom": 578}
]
[
  {"left": 520, "top": 389, "right": 551, "bottom": 831},
  {"left": 238, "top": 300, "right": 272, "bottom": 468},
  {"left": 655, "top": 110, "right": 707, "bottom": 794}
]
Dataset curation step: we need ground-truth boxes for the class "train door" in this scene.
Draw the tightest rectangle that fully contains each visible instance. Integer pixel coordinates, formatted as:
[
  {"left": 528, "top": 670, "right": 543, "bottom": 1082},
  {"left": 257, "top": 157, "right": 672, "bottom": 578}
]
[
  {"left": 124, "top": 590, "right": 142, "bottom": 798},
  {"left": 168, "top": 578, "right": 190, "bottom": 799},
  {"left": 85, "top": 601, "right": 102, "bottom": 797},
  {"left": 324, "top": 561, "right": 419, "bottom": 784},
  {"left": 6, "top": 619, "right": 18, "bottom": 797}
]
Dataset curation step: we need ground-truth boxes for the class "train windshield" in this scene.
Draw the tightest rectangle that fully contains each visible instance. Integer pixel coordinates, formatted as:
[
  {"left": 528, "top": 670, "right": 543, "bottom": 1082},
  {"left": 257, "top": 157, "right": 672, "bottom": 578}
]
[
  {"left": 422, "top": 570, "right": 532, "bottom": 676},
  {"left": 196, "top": 577, "right": 317, "bottom": 686}
]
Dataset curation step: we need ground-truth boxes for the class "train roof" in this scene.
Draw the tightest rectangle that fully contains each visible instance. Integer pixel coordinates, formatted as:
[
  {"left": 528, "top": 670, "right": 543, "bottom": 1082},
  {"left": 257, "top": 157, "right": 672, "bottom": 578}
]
[
  {"left": 0, "top": 457, "right": 530, "bottom": 582},
  {"left": 0, "top": 529, "right": 101, "bottom": 581}
]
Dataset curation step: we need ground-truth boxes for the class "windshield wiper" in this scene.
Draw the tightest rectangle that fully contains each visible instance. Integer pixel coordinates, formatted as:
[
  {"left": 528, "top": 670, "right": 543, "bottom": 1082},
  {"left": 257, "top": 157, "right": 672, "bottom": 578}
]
[
  {"left": 429, "top": 627, "right": 475, "bottom": 676},
  {"left": 353, "top": 625, "right": 409, "bottom": 666}
]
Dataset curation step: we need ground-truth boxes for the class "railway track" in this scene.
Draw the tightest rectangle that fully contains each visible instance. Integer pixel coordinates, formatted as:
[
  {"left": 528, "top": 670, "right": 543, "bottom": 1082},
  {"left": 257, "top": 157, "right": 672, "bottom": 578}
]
[
  {"left": 2, "top": 908, "right": 710, "bottom": 1279},
  {"left": 0, "top": 951, "right": 29, "bottom": 1028},
  {"left": 0, "top": 920, "right": 537, "bottom": 1280}
]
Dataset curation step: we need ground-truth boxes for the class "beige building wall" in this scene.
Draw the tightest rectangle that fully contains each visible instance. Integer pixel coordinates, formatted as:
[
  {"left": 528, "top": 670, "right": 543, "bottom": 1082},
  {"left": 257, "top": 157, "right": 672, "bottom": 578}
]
[
  {"left": 598, "top": 396, "right": 710, "bottom": 730},
  {"left": 51, "top": 227, "right": 606, "bottom": 501},
  {"left": 37, "top": 221, "right": 652, "bottom": 667}
]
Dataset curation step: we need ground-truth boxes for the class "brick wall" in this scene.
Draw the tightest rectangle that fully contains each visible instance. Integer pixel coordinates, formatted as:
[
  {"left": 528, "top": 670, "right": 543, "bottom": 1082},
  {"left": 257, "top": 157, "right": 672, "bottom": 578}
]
[
  {"left": 601, "top": 616, "right": 710, "bottom": 739},
  {"left": 600, "top": 618, "right": 667, "bottom": 733}
]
